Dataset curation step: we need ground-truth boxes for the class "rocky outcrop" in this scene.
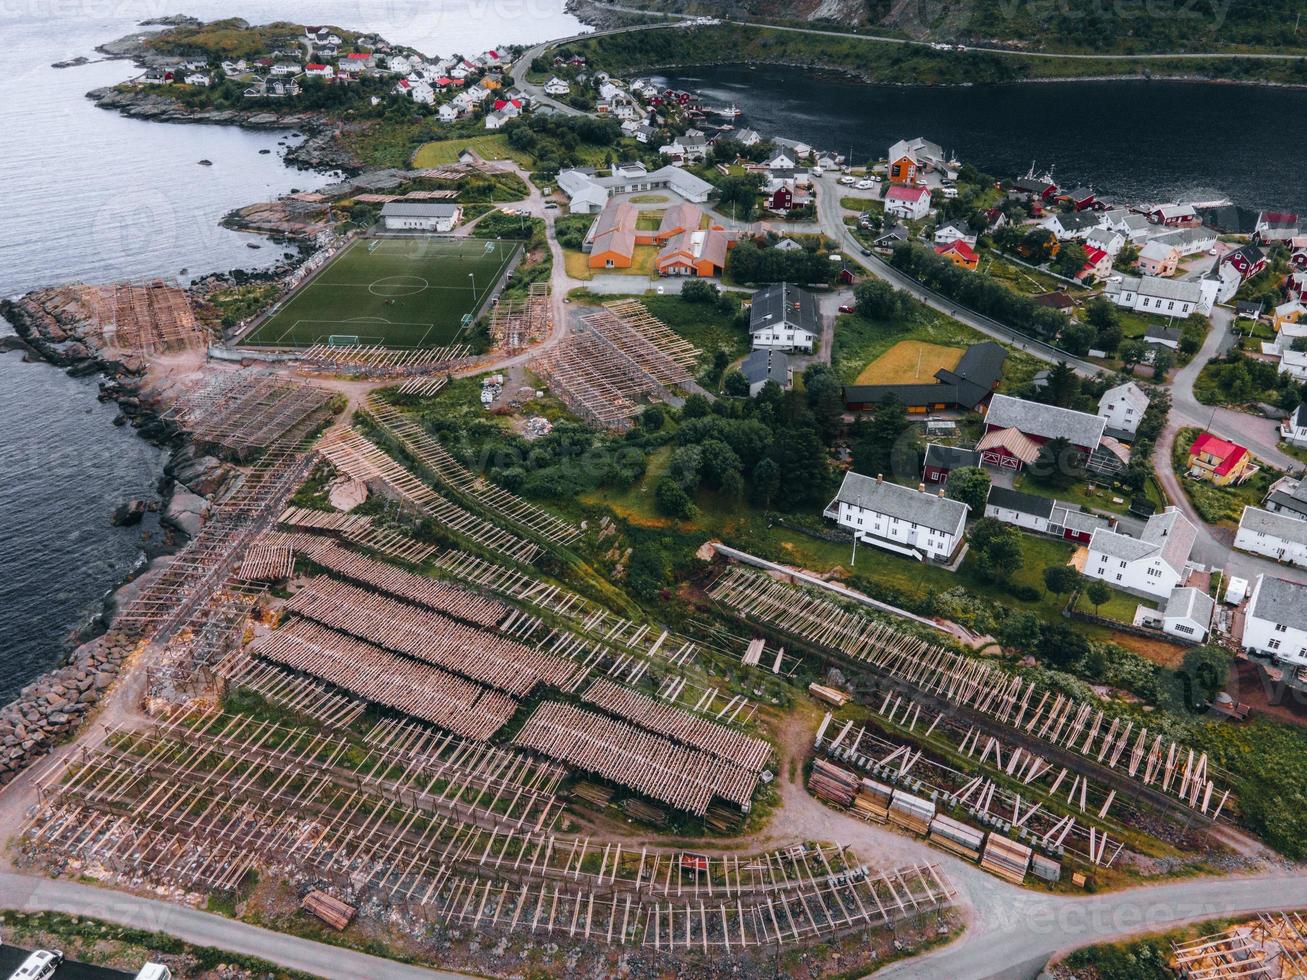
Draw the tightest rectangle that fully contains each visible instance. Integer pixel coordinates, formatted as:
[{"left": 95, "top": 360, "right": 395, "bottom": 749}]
[
  {"left": 86, "top": 87, "right": 363, "bottom": 173},
  {"left": 0, "top": 634, "right": 133, "bottom": 787}
]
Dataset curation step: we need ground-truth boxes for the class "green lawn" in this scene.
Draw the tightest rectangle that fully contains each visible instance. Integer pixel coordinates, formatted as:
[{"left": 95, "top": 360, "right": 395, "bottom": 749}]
[
  {"left": 832, "top": 308, "right": 1043, "bottom": 388},
  {"left": 1074, "top": 582, "right": 1150, "bottom": 622},
  {"left": 243, "top": 237, "right": 518, "bottom": 349},
  {"left": 412, "top": 134, "right": 532, "bottom": 167}
]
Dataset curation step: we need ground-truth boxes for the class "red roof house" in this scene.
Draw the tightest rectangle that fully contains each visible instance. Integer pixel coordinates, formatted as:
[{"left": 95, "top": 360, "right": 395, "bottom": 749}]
[
  {"left": 934, "top": 240, "right": 978, "bottom": 270},
  {"left": 1187, "top": 432, "right": 1253, "bottom": 486}
]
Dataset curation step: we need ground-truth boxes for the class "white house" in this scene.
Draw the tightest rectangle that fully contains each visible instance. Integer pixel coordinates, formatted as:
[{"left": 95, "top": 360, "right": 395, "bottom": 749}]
[
  {"left": 484, "top": 111, "right": 508, "bottom": 129},
  {"left": 1085, "top": 228, "right": 1127, "bottom": 257},
  {"left": 1161, "top": 586, "right": 1215, "bottom": 642},
  {"left": 271, "top": 62, "right": 301, "bottom": 76},
  {"left": 1201, "top": 261, "right": 1242, "bottom": 308},
  {"left": 305, "top": 63, "right": 335, "bottom": 79},
  {"left": 1156, "top": 226, "right": 1217, "bottom": 256},
  {"left": 764, "top": 150, "right": 796, "bottom": 171},
  {"left": 1234, "top": 505, "right": 1307, "bottom": 566},
  {"left": 884, "top": 185, "right": 931, "bottom": 221},
  {"left": 1041, "top": 211, "right": 1102, "bottom": 240},
  {"left": 1083, "top": 507, "right": 1197, "bottom": 600},
  {"left": 739, "top": 349, "right": 791, "bottom": 396},
  {"left": 749, "top": 282, "right": 821, "bottom": 353},
  {"left": 985, "top": 486, "right": 1057, "bottom": 534},
  {"left": 437, "top": 103, "right": 458, "bottom": 123},
  {"left": 933, "top": 223, "right": 977, "bottom": 247},
  {"left": 825, "top": 472, "right": 969, "bottom": 563},
  {"left": 1105, "top": 274, "right": 1206, "bottom": 318},
  {"left": 1281, "top": 404, "right": 1307, "bottom": 449},
  {"left": 1097, "top": 381, "right": 1150, "bottom": 438},
  {"left": 380, "top": 201, "right": 462, "bottom": 232},
  {"left": 183, "top": 71, "right": 210, "bottom": 86},
  {"left": 1101, "top": 209, "right": 1153, "bottom": 242},
  {"left": 1243, "top": 575, "right": 1307, "bottom": 667},
  {"left": 1278, "top": 348, "right": 1307, "bottom": 382},
  {"left": 543, "top": 76, "right": 570, "bottom": 96}
]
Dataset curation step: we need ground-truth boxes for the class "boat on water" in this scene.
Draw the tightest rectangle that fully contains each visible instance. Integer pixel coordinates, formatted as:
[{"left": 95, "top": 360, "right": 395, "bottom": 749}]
[{"left": 711, "top": 103, "right": 742, "bottom": 119}]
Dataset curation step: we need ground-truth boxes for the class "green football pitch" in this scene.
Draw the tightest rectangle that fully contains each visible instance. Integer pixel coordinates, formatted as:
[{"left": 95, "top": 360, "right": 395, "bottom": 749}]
[{"left": 242, "top": 237, "right": 519, "bottom": 349}]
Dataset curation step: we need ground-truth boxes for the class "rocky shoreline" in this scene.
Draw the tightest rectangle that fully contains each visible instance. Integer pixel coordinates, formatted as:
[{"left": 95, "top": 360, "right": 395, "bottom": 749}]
[
  {"left": 85, "top": 87, "right": 362, "bottom": 172},
  {"left": 0, "top": 296, "right": 247, "bottom": 787}
]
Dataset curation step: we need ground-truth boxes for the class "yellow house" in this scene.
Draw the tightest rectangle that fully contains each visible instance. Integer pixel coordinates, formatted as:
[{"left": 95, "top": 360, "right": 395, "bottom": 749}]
[{"left": 1187, "top": 431, "right": 1255, "bottom": 486}]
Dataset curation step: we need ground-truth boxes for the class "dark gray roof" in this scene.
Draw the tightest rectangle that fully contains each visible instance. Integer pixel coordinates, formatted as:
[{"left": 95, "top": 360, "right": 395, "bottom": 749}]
[
  {"left": 985, "top": 393, "right": 1106, "bottom": 449},
  {"left": 749, "top": 283, "right": 822, "bottom": 336},
  {"left": 1145, "top": 325, "right": 1182, "bottom": 343},
  {"left": 1052, "top": 211, "right": 1101, "bottom": 231},
  {"left": 1250, "top": 575, "right": 1307, "bottom": 633},
  {"left": 740, "top": 349, "right": 789, "bottom": 386},
  {"left": 1294, "top": 404, "right": 1307, "bottom": 429},
  {"left": 923, "top": 443, "right": 980, "bottom": 471},
  {"left": 986, "top": 485, "right": 1056, "bottom": 519},
  {"left": 832, "top": 471, "right": 968, "bottom": 534}
]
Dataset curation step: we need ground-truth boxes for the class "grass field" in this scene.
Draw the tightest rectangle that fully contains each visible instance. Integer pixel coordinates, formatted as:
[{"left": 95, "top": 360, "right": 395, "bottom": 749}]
[
  {"left": 854, "top": 340, "right": 964, "bottom": 385},
  {"left": 411, "top": 134, "right": 532, "bottom": 168},
  {"left": 243, "top": 237, "right": 518, "bottom": 349}
]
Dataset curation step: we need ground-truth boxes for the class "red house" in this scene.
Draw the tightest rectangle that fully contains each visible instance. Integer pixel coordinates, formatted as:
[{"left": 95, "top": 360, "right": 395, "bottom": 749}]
[
  {"left": 1224, "top": 244, "right": 1268, "bottom": 281},
  {"left": 976, "top": 393, "right": 1106, "bottom": 471}
]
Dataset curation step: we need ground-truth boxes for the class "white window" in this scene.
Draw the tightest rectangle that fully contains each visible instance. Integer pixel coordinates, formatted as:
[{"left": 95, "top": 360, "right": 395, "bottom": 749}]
[
  {"left": 1276, "top": 623, "right": 1288, "bottom": 632},
  {"left": 1268, "top": 639, "right": 1282, "bottom": 650}
]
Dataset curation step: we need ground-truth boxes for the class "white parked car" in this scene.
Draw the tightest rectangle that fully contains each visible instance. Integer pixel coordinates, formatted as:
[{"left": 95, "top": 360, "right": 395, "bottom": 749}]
[
  {"left": 811, "top": 166, "right": 824, "bottom": 177},
  {"left": 9, "top": 950, "right": 64, "bottom": 980},
  {"left": 855, "top": 179, "right": 874, "bottom": 190},
  {"left": 838, "top": 175, "right": 856, "bottom": 185}
]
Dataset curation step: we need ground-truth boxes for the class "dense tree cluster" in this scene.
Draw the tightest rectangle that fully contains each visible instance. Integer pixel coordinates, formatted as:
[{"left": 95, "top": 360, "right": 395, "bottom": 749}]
[
  {"left": 889, "top": 242, "right": 1068, "bottom": 341},
  {"left": 650, "top": 366, "right": 840, "bottom": 518},
  {"left": 727, "top": 239, "right": 838, "bottom": 286}
]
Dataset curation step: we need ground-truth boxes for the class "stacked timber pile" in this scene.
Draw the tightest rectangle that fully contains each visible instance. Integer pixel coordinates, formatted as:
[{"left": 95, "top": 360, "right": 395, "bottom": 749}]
[
  {"left": 581, "top": 678, "right": 771, "bottom": 773},
  {"left": 571, "top": 781, "right": 614, "bottom": 808},
  {"left": 1030, "top": 854, "right": 1062, "bottom": 883},
  {"left": 621, "top": 797, "right": 668, "bottom": 827},
  {"left": 808, "top": 683, "right": 849, "bottom": 707},
  {"left": 888, "top": 790, "right": 935, "bottom": 836},
  {"left": 301, "top": 890, "right": 356, "bottom": 930},
  {"left": 512, "top": 701, "right": 757, "bottom": 815},
  {"left": 808, "top": 759, "right": 858, "bottom": 807},
  {"left": 853, "top": 778, "right": 892, "bottom": 823},
  {"left": 980, "top": 834, "right": 1032, "bottom": 885},
  {"left": 928, "top": 815, "right": 985, "bottom": 861}
]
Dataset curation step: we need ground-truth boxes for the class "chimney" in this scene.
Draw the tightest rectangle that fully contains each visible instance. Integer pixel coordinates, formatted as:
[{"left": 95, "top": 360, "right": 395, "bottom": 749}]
[{"left": 876, "top": 474, "right": 883, "bottom": 484}]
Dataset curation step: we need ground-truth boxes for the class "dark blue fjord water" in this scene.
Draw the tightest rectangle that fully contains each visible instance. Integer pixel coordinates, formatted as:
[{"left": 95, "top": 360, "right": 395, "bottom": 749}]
[{"left": 658, "top": 66, "right": 1307, "bottom": 214}]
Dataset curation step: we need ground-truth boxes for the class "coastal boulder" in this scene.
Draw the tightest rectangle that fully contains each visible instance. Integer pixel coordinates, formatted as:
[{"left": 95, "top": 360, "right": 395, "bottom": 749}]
[{"left": 163, "top": 489, "right": 209, "bottom": 538}]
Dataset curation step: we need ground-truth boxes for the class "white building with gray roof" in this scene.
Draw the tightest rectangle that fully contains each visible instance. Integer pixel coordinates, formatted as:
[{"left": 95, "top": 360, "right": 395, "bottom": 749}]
[
  {"left": 1244, "top": 574, "right": 1307, "bottom": 667},
  {"left": 380, "top": 201, "right": 462, "bottom": 232},
  {"left": 1098, "top": 381, "right": 1150, "bottom": 439},
  {"left": 824, "top": 471, "right": 969, "bottom": 563},
  {"left": 1234, "top": 505, "right": 1307, "bottom": 567},
  {"left": 984, "top": 393, "right": 1106, "bottom": 452},
  {"left": 1105, "top": 274, "right": 1209, "bottom": 317},
  {"left": 1084, "top": 506, "right": 1198, "bottom": 599},
  {"left": 1162, "top": 586, "right": 1215, "bottom": 642}
]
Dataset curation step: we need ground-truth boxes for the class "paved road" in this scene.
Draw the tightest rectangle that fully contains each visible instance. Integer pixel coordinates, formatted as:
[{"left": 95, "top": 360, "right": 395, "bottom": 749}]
[
  {"left": 0, "top": 873, "right": 466, "bottom": 980},
  {"left": 811, "top": 173, "right": 1099, "bottom": 374}
]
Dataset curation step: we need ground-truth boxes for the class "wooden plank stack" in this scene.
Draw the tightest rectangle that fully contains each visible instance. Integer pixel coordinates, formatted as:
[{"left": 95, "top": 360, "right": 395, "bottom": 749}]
[
  {"left": 928, "top": 815, "right": 985, "bottom": 861},
  {"left": 301, "top": 890, "right": 356, "bottom": 930},
  {"left": 807, "top": 759, "right": 858, "bottom": 807},
  {"left": 808, "top": 683, "right": 849, "bottom": 707},
  {"left": 980, "top": 834, "right": 1032, "bottom": 885},
  {"left": 1029, "top": 853, "right": 1062, "bottom": 883},
  {"left": 888, "top": 790, "right": 935, "bottom": 836},
  {"left": 853, "top": 778, "right": 893, "bottom": 823}
]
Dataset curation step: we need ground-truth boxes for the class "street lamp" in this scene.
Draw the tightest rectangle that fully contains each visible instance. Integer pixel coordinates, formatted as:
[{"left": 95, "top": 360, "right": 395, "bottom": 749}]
[{"left": 469, "top": 271, "right": 476, "bottom": 298}]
